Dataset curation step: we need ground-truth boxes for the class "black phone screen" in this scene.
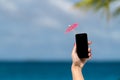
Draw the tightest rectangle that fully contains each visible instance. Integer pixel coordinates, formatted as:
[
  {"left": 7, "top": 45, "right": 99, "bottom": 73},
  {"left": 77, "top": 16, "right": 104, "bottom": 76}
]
[{"left": 75, "top": 33, "right": 88, "bottom": 58}]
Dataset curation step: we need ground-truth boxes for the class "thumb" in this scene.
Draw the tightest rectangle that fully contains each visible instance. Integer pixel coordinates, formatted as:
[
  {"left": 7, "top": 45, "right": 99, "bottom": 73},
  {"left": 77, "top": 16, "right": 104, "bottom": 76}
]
[{"left": 72, "top": 43, "right": 76, "bottom": 54}]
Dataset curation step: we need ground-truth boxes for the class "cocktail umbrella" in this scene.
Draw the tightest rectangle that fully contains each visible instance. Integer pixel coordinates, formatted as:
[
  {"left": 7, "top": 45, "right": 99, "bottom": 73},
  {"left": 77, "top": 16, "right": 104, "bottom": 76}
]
[{"left": 65, "top": 23, "right": 78, "bottom": 34}]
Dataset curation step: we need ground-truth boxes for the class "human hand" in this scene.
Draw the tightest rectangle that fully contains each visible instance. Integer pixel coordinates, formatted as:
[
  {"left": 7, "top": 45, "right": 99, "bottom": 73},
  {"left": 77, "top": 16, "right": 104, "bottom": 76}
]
[{"left": 71, "top": 41, "right": 92, "bottom": 69}]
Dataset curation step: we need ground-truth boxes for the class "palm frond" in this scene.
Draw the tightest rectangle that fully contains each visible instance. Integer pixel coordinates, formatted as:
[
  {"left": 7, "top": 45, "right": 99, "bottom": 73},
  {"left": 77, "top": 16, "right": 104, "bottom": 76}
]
[
  {"left": 74, "top": 0, "right": 117, "bottom": 20},
  {"left": 113, "top": 7, "right": 120, "bottom": 17}
]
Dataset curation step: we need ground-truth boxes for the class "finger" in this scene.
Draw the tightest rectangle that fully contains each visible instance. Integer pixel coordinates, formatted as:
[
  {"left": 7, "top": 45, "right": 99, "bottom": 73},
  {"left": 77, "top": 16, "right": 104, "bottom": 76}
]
[
  {"left": 88, "top": 41, "right": 92, "bottom": 45},
  {"left": 89, "top": 56, "right": 92, "bottom": 59},
  {"left": 88, "top": 48, "right": 91, "bottom": 53},
  {"left": 88, "top": 53, "right": 92, "bottom": 56}
]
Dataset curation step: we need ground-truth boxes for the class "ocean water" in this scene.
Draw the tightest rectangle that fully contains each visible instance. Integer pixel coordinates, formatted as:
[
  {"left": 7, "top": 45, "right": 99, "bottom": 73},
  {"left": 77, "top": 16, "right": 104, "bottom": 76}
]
[{"left": 0, "top": 62, "right": 120, "bottom": 80}]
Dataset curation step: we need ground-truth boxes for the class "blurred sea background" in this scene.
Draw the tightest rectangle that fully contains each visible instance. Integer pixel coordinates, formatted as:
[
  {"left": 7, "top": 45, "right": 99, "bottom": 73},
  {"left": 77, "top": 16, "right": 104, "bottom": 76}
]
[
  {"left": 0, "top": 0, "right": 120, "bottom": 80},
  {"left": 0, "top": 62, "right": 120, "bottom": 80}
]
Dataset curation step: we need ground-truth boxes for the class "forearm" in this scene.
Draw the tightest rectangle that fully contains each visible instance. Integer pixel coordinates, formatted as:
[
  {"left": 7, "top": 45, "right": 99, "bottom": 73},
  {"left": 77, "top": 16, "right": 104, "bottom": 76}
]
[{"left": 71, "top": 63, "right": 84, "bottom": 80}]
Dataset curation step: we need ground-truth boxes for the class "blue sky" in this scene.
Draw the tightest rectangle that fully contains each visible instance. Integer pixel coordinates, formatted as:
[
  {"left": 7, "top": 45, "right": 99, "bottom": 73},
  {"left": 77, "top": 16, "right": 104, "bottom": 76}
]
[{"left": 0, "top": 0, "right": 120, "bottom": 61}]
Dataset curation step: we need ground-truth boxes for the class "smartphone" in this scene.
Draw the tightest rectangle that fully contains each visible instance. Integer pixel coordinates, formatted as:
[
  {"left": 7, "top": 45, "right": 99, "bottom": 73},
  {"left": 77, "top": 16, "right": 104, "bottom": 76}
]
[{"left": 75, "top": 33, "right": 88, "bottom": 58}]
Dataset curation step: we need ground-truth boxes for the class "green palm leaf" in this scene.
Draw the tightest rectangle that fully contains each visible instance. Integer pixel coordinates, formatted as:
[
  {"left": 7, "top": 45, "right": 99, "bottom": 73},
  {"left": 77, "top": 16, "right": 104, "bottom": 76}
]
[
  {"left": 74, "top": 0, "right": 117, "bottom": 21},
  {"left": 113, "top": 7, "right": 120, "bottom": 16}
]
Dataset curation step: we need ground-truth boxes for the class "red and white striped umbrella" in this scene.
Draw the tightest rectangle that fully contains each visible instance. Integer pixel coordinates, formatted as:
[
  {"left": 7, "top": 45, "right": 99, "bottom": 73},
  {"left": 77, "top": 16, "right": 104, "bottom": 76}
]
[{"left": 65, "top": 23, "right": 78, "bottom": 33}]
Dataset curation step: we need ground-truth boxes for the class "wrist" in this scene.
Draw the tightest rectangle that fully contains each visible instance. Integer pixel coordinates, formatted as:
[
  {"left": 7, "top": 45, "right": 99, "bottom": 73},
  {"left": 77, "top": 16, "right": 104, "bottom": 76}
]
[
  {"left": 71, "top": 63, "right": 82, "bottom": 71},
  {"left": 72, "top": 62, "right": 83, "bottom": 68}
]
